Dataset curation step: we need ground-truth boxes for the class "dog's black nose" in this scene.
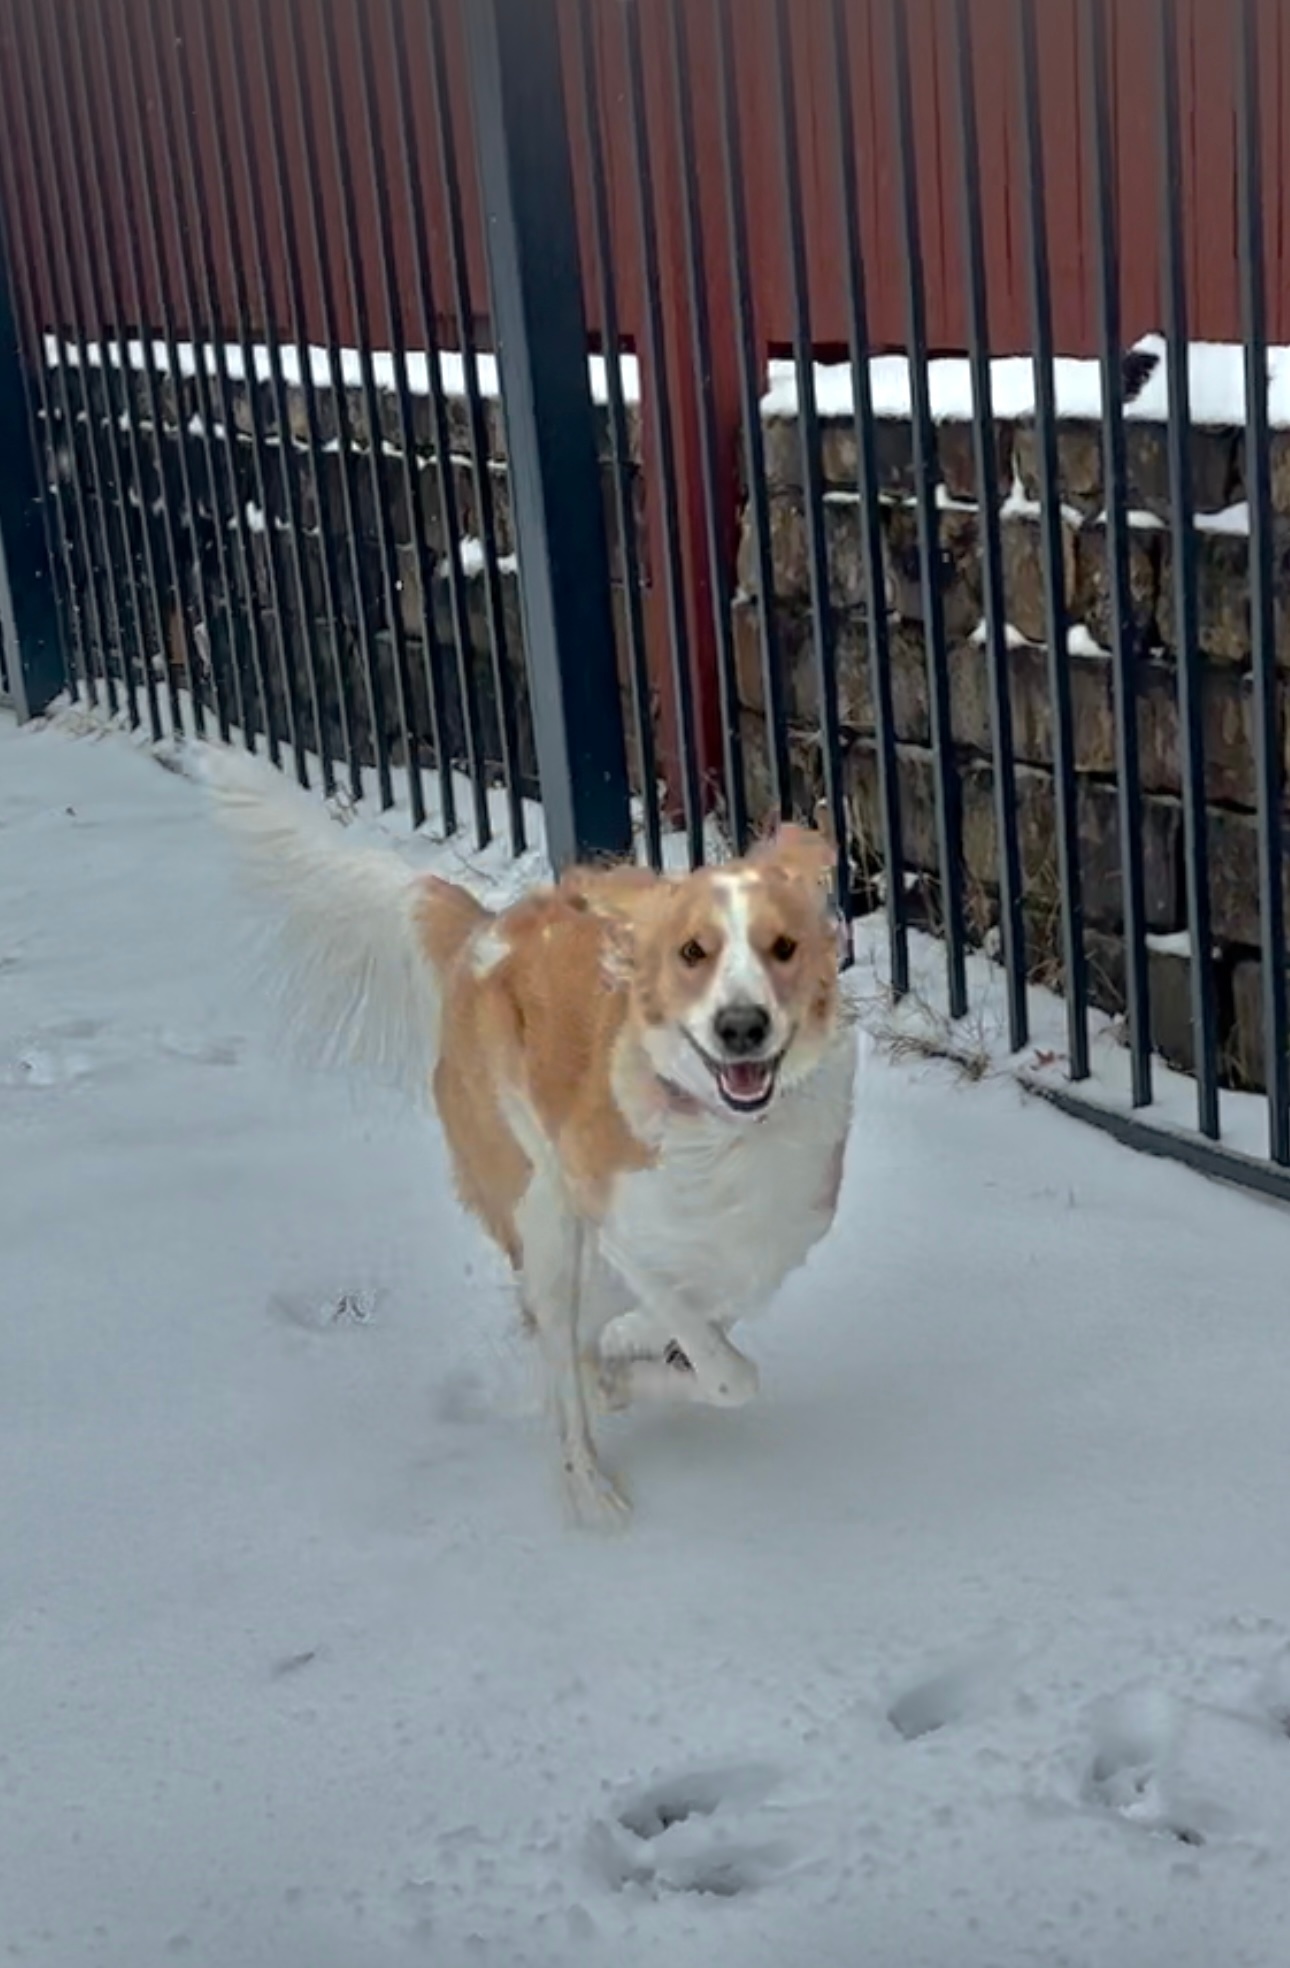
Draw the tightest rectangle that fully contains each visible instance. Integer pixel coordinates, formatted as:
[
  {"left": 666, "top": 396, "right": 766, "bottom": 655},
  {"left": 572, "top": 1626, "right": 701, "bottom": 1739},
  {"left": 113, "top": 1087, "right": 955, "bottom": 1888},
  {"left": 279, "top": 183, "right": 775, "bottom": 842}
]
[{"left": 714, "top": 1003, "right": 771, "bottom": 1058}]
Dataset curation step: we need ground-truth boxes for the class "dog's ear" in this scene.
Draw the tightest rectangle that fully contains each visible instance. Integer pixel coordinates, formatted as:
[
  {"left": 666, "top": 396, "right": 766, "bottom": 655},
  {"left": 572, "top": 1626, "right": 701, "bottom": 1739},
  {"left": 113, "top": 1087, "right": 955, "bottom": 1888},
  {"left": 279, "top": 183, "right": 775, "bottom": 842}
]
[
  {"left": 559, "top": 863, "right": 678, "bottom": 972},
  {"left": 752, "top": 821, "right": 839, "bottom": 891}
]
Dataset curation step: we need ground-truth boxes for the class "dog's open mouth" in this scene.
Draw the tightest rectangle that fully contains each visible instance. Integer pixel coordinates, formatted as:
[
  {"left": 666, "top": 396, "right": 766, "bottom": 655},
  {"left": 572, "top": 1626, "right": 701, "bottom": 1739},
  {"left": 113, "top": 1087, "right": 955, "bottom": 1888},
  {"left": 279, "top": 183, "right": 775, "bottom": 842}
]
[{"left": 710, "top": 1054, "right": 781, "bottom": 1113}]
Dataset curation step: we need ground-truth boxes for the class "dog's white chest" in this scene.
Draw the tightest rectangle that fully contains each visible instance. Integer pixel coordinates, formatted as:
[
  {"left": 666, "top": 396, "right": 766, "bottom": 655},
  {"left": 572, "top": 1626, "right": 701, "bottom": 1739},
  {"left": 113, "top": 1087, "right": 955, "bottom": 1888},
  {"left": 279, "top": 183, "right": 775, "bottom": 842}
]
[{"left": 600, "top": 1030, "right": 857, "bottom": 1319}]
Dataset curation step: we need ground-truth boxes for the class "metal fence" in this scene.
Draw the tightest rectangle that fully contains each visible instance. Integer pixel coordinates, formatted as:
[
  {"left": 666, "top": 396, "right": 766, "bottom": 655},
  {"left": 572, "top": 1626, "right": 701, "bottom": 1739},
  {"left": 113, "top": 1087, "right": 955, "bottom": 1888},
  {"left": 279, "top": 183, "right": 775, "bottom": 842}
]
[{"left": 1, "top": 0, "right": 1290, "bottom": 1202}]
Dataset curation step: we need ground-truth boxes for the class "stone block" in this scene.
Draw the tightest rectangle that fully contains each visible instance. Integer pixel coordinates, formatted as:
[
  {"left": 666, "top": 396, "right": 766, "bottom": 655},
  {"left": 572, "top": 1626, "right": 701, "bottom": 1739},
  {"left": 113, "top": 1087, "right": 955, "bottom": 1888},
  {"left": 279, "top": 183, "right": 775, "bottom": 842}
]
[
  {"left": 961, "top": 761, "right": 1057, "bottom": 898},
  {"left": 732, "top": 599, "right": 890, "bottom": 734},
  {"left": 883, "top": 504, "right": 983, "bottom": 641},
  {"left": 736, "top": 491, "right": 877, "bottom": 611},
  {"left": 1147, "top": 942, "right": 1199, "bottom": 1075},
  {"left": 740, "top": 708, "right": 827, "bottom": 830},
  {"left": 1204, "top": 807, "right": 1290, "bottom": 948},
  {"left": 1124, "top": 422, "right": 1237, "bottom": 522},
  {"left": 845, "top": 739, "right": 939, "bottom": 874},
  {"left": 1228, "top": 957, "right": 1283, "bottom": 1092},
  {"left": 1269, "top": 433, "right": 1290, "bottom": 518},
  {"left": 1077, "top": 782, "right": 1180, "bottom": 932},
  {"left": 766, "top": 411, "right": 1006, "bottom": 504},
  {"left": 818, "top": 416, "right": 920, "bottom": 498},
  {"left": 948, "top": 635, "right": 1118, "bottom": 777},
  {"left": 1014, "top": 418, "right": 1103, "bottom": 518},
  {"left": 935, "top": 419, "right": 1013, "bottom": 505},
  {"left": 1076, "top": 518, "right": 1161, "bottom": 653},
  {"left": 1136, "top": 657, "right": 1273, "bottom": 810},
  {"left": 762, "top": 417, "right": 806, "bottom": 493},
  {"left": 1156, "top": 527, "right": 1253, "bottom": 665},
  {"left": 1000, "top": 507, "right": 1081, "bottom": 647}
]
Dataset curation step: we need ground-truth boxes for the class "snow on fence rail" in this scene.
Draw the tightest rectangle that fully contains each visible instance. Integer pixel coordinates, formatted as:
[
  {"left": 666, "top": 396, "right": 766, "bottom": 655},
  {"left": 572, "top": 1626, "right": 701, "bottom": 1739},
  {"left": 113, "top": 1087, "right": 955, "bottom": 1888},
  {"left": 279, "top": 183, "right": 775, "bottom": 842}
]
[
  {"left": 42, "top": 334, "right": 642, "bottom": 409},
  {"left": 761, "top": 334, "right": 1290, "bottom": 429},
  {"left": 45, "top": 330, "right": 1290, "bottom": 429}
]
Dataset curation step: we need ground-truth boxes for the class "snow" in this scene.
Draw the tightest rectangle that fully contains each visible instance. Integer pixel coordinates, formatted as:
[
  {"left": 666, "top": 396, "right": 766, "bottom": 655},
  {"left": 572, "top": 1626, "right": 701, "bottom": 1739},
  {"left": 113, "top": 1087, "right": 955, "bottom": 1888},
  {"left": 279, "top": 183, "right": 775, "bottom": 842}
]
[
  {"left": 7, "top": 709, "right": 1290, "bottom": 1967},
  {"left": 763, "top": 332, "right": 1290, "bottom": 428},
  {"left": 1196, "top": 502, "right": 1252, "bottom": 537},
  {"left": 43, "top": 333, "right": 641, "bottom": 409},
  {"left": 968, "top": 617, "right": 1031, "bottom": 649},
  {"left": 456, "top": 536, "right": 519, "bottom": 580},
  {"left": 1067, "top": 623, "right": 1110, "bottom": 658}
]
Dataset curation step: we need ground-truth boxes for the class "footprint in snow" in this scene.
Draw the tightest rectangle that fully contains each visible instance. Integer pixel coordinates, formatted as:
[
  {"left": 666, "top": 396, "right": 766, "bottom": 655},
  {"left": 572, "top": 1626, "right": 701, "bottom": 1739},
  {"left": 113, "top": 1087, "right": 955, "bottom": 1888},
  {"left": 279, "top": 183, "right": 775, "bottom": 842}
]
[
  {"left": 886, "top": 1636, "right": 1024, "bottom": 1742},
  {"left": 588, "top": 1763, "right": 796, "bottom": 1899},
  {"left": 1079, "top": 1688, "right": 1214, "bottom": 1846},
  {"left": 267, "top": 1287, "right": 381, "bottom": 1333},
  {"left": 3, "top": 1018, "right": 105, "bottom": 1089}
]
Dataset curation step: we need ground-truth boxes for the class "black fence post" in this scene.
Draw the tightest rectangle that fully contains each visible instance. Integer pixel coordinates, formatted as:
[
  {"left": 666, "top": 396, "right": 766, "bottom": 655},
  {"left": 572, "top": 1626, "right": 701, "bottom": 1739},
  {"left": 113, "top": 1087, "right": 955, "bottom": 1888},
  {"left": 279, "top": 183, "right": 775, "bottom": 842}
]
[
  {"left": 462, "top": 0, "right": 632, "bottom": 872},
  {"left": 0, "top": 217, "right": 67, "bottom": 719}
]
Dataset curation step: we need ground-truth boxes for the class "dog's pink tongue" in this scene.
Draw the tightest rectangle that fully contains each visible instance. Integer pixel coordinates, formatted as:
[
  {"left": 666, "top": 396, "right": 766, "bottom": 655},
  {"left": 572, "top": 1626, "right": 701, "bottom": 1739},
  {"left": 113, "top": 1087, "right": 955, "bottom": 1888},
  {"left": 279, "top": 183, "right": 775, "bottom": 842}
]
[{"left": 723, "top": 1061, "right": 770, "bottom": 1099}]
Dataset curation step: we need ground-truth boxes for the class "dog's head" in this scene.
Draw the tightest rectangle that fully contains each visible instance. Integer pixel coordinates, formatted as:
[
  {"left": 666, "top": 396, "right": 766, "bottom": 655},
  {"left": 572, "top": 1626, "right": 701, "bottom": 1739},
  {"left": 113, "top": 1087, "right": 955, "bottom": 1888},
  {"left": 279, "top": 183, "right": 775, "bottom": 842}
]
[{"left": 568, "top": 825, "right": 844, "bottom": 1118}]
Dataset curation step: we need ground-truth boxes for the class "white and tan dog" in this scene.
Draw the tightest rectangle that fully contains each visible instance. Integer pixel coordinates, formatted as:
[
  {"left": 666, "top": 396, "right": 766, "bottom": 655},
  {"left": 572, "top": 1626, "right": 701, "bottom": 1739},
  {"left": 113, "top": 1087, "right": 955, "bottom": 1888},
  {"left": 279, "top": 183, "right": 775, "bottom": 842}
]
[{"left": 205, "top": 754, "right": 856, "bottom": 1525}]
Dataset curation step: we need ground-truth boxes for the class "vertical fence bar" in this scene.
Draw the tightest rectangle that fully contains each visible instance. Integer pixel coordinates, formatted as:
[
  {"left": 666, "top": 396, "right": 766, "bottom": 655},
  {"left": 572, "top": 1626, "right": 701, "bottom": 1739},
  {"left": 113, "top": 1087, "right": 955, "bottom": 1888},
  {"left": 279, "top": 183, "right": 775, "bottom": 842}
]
[
  {"left": 113, "top": 2, "right": 222, "bottom": 743},
  {"left": 422, "top": 2, "right": 525, "bottom": 853},
  {"left": 1016, "top": 0, "right": 1090, "bottom": 1079},
  {"left": 139, "top": 0, "right": 256, "bottom": 748},
  {"left": 278, "top": 0, "right": 395, "bottom": 811},
  {"left": 246, "top": 7, "right": 360, "bottom": 799},
  {"left": 19, "top": 0, "right": 135, "bottom": 723},
  {"left": 666, "top": 0, "right": 747, "bottom": 852},
  {"left": 714, "top": 0, "right": 790, "bottom": 832},
  {"left": 384, "top": 0, "right": 470, "bottom": 837},
  {"left": 886, "top": 0, "right": 966, "bottom": 1013},
  {"left": 621, "top": 0, "right": 705, "bottom": 864},
  {"left": 1083, "top": 0, "right": 1151, "bottom": 1106},
  {"left": 36, "top": 0, "right": 152, "bottom": 733},
  {"left": 771, "top": 0, "right": 850, "bottom": 919},
  {"left": 427, "top": 0, "right": 519, "bottom": 852},
  {"left": 951, "top": 0, "right": 1026, "bottom": 1048},
  {"left": 1236, "top": 0, "right": 1290, "bottom": 1165},
  {"left": 0, "top": 64, "right": 88, "bottom": 715},
  {"left": 828, "top": 0, "right": 907, "bottom": 988},
  {"left": 1156, "top": 0, "right": 1220, "bottom": 1138},
  {"left": 188, "top": 1, "right": 329, "bottom": 788},
  {"left": 0, "top": 10, "right": 110, "bottom": 715},
  {"left": 88, "top": 6, "right": 188, "bottom": 741},
  {"left": 64, "top": 11, "right": 165, "bottom": 740},
  {"left": 352, "top": 0, "right": 461, "bottom": 837},
  {"left": 0, "top": 210, "right": 69, "bottom": 720},
  {"left": 463, "top": 0, "right": 631, "bottom": 871},
  {"left": 571, "top": 0, "right": 662, "bottom": 868},
  {"left": 316, "top": 2, "right": 424, "bottom": 823},
  {"left": 160, "top": 0, "right": 270, "bottom": 754}
]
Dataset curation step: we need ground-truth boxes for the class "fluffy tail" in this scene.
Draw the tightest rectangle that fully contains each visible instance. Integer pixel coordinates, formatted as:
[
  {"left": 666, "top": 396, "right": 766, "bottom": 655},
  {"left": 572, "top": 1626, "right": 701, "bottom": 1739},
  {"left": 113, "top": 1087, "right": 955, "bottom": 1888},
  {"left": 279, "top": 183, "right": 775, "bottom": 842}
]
[{"left": 196, "top": 746, "right": 487, "bottom": 1095}]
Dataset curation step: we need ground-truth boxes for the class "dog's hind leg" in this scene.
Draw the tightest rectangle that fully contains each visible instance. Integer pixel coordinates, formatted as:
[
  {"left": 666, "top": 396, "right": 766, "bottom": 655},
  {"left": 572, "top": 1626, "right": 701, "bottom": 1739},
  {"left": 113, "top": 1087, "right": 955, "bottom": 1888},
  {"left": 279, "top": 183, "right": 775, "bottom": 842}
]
[{"left": 516, "top": 1177, "right": 629, "bottom": 1528}]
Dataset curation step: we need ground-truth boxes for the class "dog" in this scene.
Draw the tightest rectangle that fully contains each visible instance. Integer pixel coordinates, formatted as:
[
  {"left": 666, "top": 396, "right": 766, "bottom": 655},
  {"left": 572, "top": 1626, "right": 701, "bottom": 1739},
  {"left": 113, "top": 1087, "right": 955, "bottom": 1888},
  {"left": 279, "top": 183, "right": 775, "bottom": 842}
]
[{"left": 204, "top": 751, "right": 857, "bottom": 1525}]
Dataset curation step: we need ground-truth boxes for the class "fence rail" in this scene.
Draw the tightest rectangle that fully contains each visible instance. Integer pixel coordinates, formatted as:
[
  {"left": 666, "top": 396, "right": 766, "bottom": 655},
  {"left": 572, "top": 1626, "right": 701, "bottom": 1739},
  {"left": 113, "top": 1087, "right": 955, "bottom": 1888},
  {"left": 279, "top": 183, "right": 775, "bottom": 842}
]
[{"left": 2, "top": 0, "right": 1290, "bottom": 1202}]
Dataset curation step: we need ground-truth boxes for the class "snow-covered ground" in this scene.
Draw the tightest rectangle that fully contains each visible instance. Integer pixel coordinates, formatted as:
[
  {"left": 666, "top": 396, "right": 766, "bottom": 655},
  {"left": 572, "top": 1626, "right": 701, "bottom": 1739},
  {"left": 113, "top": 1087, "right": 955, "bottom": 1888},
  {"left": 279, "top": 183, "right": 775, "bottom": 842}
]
[{"left": 6, "top": 712, "right": 1290, "bottom": 1968}]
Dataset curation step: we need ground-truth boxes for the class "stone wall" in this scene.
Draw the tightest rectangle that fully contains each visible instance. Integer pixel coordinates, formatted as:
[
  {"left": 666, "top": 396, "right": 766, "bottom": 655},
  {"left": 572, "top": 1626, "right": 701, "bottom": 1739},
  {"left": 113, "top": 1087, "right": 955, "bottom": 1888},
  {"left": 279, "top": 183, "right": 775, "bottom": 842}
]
[
  {"left": 737, "top": 405, "right": 1290, "bottom": 1091},
  {"left": 49, "top": 358, "right": 646, "bottom": 802}
]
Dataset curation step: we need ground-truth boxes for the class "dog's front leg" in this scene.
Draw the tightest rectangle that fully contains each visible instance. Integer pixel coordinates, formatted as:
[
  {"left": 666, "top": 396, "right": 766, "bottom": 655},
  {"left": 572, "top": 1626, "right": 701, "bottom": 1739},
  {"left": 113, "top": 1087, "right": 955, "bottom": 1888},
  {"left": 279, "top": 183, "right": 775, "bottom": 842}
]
[{"left": 517, "top": 1180, "right": 629, "bottom": 1527}]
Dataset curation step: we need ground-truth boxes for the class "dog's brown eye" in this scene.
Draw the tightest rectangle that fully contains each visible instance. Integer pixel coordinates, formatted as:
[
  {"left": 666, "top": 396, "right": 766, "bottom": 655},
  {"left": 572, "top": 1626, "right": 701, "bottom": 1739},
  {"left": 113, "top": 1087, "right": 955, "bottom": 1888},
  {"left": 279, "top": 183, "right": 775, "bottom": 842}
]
[
  {"left": 679, "top": 938, "right": 707, "bottom": 968},
  {"left": 771, "top": 935, "right": 798, "bottom": 962}
]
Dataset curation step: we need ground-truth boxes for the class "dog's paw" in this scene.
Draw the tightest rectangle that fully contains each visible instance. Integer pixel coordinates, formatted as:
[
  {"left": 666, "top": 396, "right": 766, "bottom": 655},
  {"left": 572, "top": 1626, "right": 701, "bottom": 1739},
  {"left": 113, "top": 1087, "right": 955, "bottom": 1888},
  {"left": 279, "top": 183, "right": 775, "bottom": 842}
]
[
  {"left": 563, "top": 1456, "right": 631, "bottom": 1531},
  {"left": 699, "top": 1345, "right": 759, "bottom": 1409}
]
